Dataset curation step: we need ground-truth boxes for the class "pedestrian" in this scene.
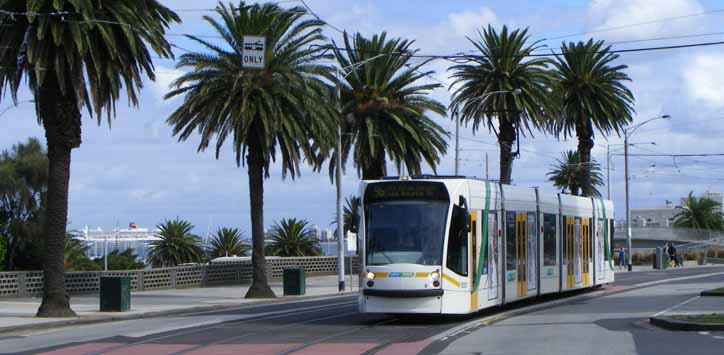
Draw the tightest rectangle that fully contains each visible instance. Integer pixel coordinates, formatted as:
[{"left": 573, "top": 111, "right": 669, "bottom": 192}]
[
  {"left": 668, "top": 242, "right": 677, "bottom": 267},
  {"left": 618, "top": 247, "right": 626, "bottom": 269}
]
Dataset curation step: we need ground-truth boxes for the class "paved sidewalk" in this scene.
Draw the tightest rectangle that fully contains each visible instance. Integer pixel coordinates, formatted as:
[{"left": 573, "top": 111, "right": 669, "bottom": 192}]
[
  {"left": 0, "top": 274, "right": 359, "bottom": 332},
  {"left": 614, "top": 260, "right": 702, "bottom": 272}
]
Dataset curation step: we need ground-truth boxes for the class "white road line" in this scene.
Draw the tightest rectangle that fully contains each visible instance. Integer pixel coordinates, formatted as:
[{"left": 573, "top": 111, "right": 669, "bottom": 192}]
[
  {"left": 635, "top": 272, "right": 724, "bottom": 287},
  {"left": 652, "top": 296, "right": 700, "bottom": 317}
]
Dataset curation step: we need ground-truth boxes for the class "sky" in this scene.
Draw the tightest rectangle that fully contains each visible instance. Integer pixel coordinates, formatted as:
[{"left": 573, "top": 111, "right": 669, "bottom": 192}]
[{"left": 3, "top": 0, "right": 724, "bottom": 237}]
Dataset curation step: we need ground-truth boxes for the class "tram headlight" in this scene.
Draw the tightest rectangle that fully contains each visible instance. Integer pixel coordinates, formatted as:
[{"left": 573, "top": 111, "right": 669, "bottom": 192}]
[
  {"left": 429, "top": 270, "right": 440, "bottom": 281},
  {"left": 366, "top": 271, "right": 376, "bottom": 281}
]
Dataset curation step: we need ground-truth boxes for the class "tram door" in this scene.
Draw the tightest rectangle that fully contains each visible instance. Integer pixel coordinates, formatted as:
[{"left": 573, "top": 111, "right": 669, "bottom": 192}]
[
  {"left": 596, "top": 217, "right": 606, "bottom": 282},
  {"left": 564, "top": 217, "right": 582, "bottom": 289},
  {"left": 487, "top": 212, "right": 499, "bottom": 300},
  {"left": 574, "top": 218, "right": 582, "bottom": 285},
  {"left": 516, "top": 213, "right": 527, "bottom": 297}
]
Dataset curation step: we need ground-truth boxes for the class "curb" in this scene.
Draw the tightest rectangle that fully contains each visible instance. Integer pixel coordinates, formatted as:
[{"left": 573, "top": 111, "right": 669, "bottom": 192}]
[
  {"left": 700, "top": 290, "right": 724, "bottom": 297},
  {"left": 650, "top": 316, "right": 724, "bottom": 331},
  {"left": 0, "top": 291, "right": 357, "bottom": 334}
]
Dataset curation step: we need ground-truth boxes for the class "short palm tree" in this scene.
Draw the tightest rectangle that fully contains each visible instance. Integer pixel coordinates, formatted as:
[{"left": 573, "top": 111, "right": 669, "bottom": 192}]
[
  {"left": 0, "top": 1, "right": 178, "bottom": 317},
  {"left": 547, "top": 150, "right": 603, "bottom": 196},
  {"left": 268, "top": 218, "right": 321, "bottom": 257},
  {"left": 64, "top": 234, "right": 96, "bottom": 271},
  {"left": 549, "top": 39, "right": 635, "bottom": 196},
  {"left": 147, "top": 219, "right": 205, "bottom": 268},
  {"left": 331, "top": 195, "right": 360, "bottom": 235},
  {"left": 673, "top": 192, "right": 724, "bottom": 230},
  {"left": 165, "top": 2, "right": 335, "bottom": 298},
  {"left": 449, "top": 25, "right": 553, "bottom": 184},
  {"left": 331, "top": 32, "right": 448, "bottom": 179},
  {"left": 207, "top": 227, "right": 249, "bottom": 258}
]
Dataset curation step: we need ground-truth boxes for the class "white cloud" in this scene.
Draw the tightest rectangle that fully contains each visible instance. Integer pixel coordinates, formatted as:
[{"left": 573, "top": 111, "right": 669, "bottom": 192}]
[
  {"left": 683, "top": 54, "right": 724, "bottom": 108},
  {"left": 448, "top": 7, "right": 498, "bottom": 37},
  {"left": 148, "top": 66, "right": 185, "bottom": 104},
  {"left": 585, "top": 0, "right": 706, "bottom": 40}
]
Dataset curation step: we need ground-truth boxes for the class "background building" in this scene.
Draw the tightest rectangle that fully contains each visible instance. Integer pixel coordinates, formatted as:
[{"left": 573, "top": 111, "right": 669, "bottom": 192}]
[{"left": 71, "top": 223, "right": 160, "bottom": 262}]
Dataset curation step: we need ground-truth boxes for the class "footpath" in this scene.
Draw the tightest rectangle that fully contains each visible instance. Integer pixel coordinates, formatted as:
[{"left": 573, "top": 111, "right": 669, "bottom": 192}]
[{"left": 0, "top": 274, "right": 358, "bottom": 333}]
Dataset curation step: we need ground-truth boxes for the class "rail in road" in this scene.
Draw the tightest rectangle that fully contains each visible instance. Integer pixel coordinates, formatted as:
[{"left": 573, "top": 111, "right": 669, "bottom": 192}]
[{"left": 9, "top": 266, "right": 724, "bottom": 355}]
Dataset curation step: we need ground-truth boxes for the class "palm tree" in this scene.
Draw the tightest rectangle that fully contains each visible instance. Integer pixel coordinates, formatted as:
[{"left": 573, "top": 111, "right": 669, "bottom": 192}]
[
  {"left": 64, "top": 234, "right": 97, "bottom": 271},
  {"left": 147, "top": 219, "right": 205, "bottom": 268},
  {"left": 549, "top": 39, "right": 635, "bottom": 196},
  {"left": 0, "top": 1, "right": 178, "bottom": 317},
  {"left": 673, "top": 192, "right": 724, "bottom": 230},
  {"left": 547, "top": 150, "right": 603, "bottom": 196},
  {"left": 331, "top": 195, "right": 360, "bottom": 235},
  {"left": 268, "top": 218, "right": 321, "bottom": 257},
  {"left": 207, "top": 227, "right": 249, "bottom": 258},
  {"left": 165, "top": 2, "right": 335, "bottom": 298},
  {"left": 331, "top": 32, "right": 448, "bottom": 179},
  {"left": 449, "top": 25, "right": 553, "bottom": 184}
]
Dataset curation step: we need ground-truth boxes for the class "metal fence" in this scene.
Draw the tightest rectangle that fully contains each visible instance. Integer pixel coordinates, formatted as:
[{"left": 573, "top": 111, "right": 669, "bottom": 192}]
[{"left": 0, "top": 256, "right": 359, "bottom": 298}]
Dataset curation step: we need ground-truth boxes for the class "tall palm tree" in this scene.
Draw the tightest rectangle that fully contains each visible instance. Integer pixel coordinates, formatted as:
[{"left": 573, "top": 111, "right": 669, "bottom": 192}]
[
  {"left": 546, "top": 150, "right": 603, "bottom": 196},
  {"left": 449, "top": 25, "right": 553, "bottom": 184},
  {"left": 207, "top": 227, "right": 249, "bottom": 258},
  {"left": 331, "top": 32, "right": 448, "bottom": 179},
  {"left": 267, "top": 218, "right": 321, "bottom": 257},
  {"left": 147, "top": 219, "right": 205, "bottom": 268},
  {"left": 673, "top": 192, "right": 724, "bottom": 230},
  {"left": 0, "top": 1, "right": 178, "bottom": 317},
  {"left": 165, "top": 2, "right": 335, "bottom": 298},
  {"left": 550, "top": 39, "right": 635, "bottom": 196}
]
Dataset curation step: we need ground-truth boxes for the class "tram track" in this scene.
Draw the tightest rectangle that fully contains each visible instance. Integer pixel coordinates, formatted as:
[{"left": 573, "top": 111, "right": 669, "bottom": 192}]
[{"left": 79, "top": 300, "right": 359, "bottom": 355}]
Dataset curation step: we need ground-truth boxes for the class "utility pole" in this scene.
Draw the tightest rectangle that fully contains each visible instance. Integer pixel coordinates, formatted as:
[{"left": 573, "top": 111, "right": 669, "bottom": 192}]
[
  {"left": 454, "top": 111, "right": 459, "bottom": 175},
  {"left": 624, "top": 134, "right": 632, "bottom": 272},
  {"left": 607, "top": 144, "right": 611, "bottom": 200},
  {"left": 336, "top": 74, "right": 345, "bottom": 292},
  {"left": 485, "top": 152, "right": 489, "bottom": 180}
]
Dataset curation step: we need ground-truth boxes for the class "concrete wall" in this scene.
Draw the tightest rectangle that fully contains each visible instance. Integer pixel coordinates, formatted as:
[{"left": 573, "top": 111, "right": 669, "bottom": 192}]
[{"left": 0, "top": 256, "right": 359, "bottom": 298}]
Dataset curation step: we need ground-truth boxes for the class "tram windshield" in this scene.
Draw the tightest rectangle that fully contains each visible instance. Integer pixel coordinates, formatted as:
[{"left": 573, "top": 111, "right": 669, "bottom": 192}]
[{"left": 365, "top": 200, "right": 448, "bottom": 266}]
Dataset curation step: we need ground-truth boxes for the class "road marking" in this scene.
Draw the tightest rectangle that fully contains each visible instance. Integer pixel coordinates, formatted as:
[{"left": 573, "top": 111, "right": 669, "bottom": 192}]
[
  {"left": 635, "top": 272, "right": 724, "bottom": 287},
  {"left": 713, "top": 336, "right": 724, "bottom": 339},
  {"left": 652, "top": 296, "right": 700, "bottom": 317},
  {"left": 698, "top": 331, "right": 710, "bottom": 335}
]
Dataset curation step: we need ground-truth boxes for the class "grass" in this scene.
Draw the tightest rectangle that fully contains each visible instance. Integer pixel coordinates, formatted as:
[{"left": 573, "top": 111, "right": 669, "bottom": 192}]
[{"left": 673, "top": 314, "right": 724, "bottom": 324}]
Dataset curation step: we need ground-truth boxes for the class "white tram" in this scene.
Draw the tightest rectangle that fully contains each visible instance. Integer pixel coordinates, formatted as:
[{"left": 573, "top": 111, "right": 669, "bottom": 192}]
[{"left": 358, "top": 176, "right": 615, "bottom": 314}]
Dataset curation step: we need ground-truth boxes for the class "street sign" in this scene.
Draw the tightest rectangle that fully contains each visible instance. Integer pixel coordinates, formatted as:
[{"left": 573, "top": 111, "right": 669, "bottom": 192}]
[
  {"left": 242, "top": 35, "right": 266, "bottom": 69},
  {"left": 346, "top": 231, "right": 357, "bottom": 252}
]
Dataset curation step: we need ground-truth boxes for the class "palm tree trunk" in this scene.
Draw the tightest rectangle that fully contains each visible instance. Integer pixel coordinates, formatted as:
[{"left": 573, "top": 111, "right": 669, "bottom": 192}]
[
  {"left": 576, "top": 124, "right": 594, "bottom": 197},
  {"left": 362, "top": 148, "right": 386, "bottom": 180},
  {"left": 36, "top": 73, "right": 80, "bottom": 318},
  {"left": 244, "top": 140, "right": 275, "bottom": 298},
  {"left": 498, "top": 118, "right": 515, "bottom": 185}
]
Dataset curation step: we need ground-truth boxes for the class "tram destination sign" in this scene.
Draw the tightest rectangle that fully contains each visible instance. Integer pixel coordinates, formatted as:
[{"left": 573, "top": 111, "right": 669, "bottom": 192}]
[
  {"left": 365, "top": 182, "right": 449, "bottom": 203},
  {"left": 242, "top": 35, "right": 265, "bottom": 69}
]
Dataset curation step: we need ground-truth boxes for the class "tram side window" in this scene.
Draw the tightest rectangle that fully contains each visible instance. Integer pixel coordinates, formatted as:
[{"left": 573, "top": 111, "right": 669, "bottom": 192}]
[
  {"left": 446, "top": 205, "right": 469, "bottom": 276},
  {"left": 506, "top": 211, "right": 516, "bottom": 270},
  {"left": 483, "top": 211, "right": 496, "bottom": 274},
  {"left": 543, "top": 213, "right": 556, "bottom": 266}
]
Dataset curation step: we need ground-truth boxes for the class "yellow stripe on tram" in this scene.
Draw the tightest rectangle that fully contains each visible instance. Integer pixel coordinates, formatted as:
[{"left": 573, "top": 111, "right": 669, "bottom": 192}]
[
  {"left": 442, "top": 273, "right": 460, "bottom": 287},
  {"left": 415, "top": 272, "right": 428, "bottom": 278},
  {"left": 374, "top": 272, "right": 388, "bottom": 278}
]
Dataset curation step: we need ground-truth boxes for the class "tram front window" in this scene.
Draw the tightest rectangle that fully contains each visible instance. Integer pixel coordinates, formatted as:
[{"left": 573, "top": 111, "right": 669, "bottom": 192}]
[{"left": 366, "top": 200, "right": 448, "bottom": 266}]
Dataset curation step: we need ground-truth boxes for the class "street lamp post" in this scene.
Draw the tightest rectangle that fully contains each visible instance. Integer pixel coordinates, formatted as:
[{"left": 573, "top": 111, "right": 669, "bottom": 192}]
[
  {"left": 624, "top": 114, "right": 670, "bottom": 271},
  {"left": 454, "top": 89, "right": 521, "bottom": 175},
  {"left": 335, "top": 54, "right": 385, "bottom": 292}
]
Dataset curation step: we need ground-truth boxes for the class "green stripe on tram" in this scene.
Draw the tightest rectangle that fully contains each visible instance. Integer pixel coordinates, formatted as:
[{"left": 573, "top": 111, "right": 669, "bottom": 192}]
[
  {"left": 600, "top": 198, "right": 613, "bottom": 270},
  {"left": 473, "top": 181, "right": 491, "bottom": 291}
]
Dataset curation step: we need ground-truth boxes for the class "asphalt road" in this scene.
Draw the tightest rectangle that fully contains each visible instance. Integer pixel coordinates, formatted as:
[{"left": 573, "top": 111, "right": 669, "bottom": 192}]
[{"left": 4, "top": 266, "right": 724, "bottom": 355}]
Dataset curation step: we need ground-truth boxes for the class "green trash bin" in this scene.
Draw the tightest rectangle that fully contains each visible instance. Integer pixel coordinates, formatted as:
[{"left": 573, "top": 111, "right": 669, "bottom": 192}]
[
  {"left": 100, "top": 276, "right": 131, "bottom": 312},
  {"left": 283, "top": 267, "right": 306, "bottom": 296}
]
